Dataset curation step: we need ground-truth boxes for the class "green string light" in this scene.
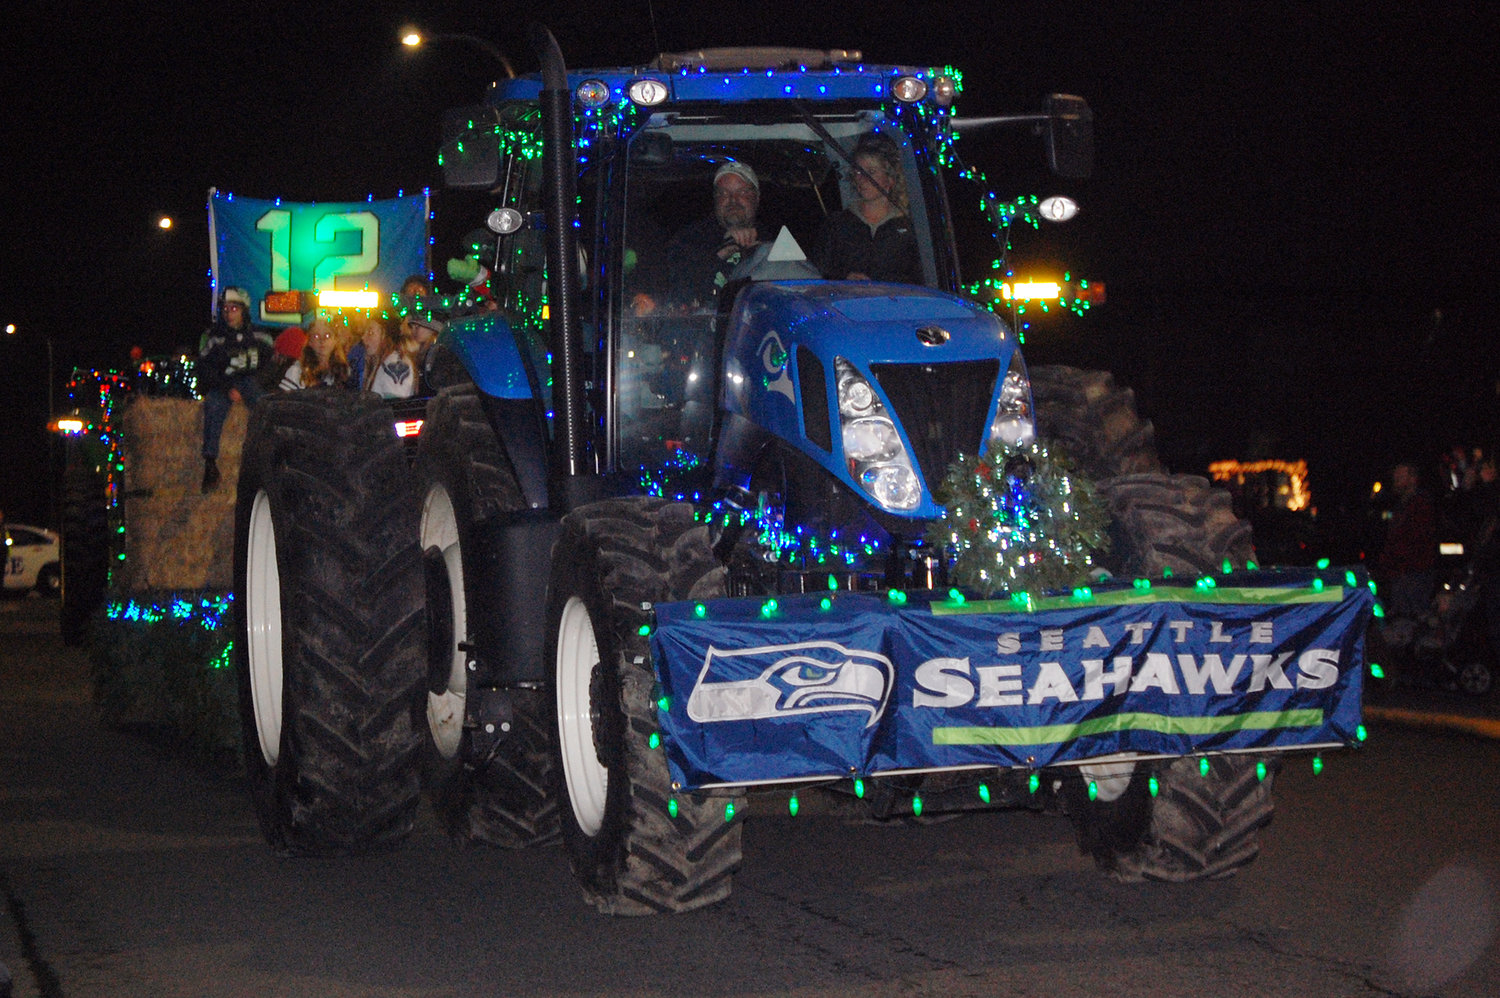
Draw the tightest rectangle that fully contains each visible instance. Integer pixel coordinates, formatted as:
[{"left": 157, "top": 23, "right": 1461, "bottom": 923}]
[
  {"left": 1027, "top": 772, "right": 1039, "bottom": 794},
  {"left": 1196, "top": 576, "right": 1217, "bottom": 590},
  {"left": 1148, "top": 774, "right": 1160, "bottom": 797},
  {"left": 854, "top": 778, "right": 865, "bottom": 799},
  {"left": 1133, "top": 577, "right": 1151, "bottom": 590},
  {"left": 724, "top": 801, "right": 736, "bottom": 823},
  {"left": 788, "top": 794, "right": 799, "bottom": 816},
  {"left": 693, "top": 602, "right": 707, "bottom": 618},
  {"left": 648, "top": 732, "right": 660, "bottom": 750},
  {"left": 978, "top": 783, "right": 991, "bottom": 804},
  {"left": 827, "top": 574, "right": 839, "bottom": 591},
  {"left": 637, "top": 623, "right": 652, "bottom": 636},
  {"left": 760, "top": 598, "right": 779, "bottom": 618},
  {"left": 1162, "top": 566, "right": 1173, "bottom": 577},
  {"left": 656, "top": 694, "right": 671, "bottom": 712},
  {"left": 1345, "top": 570, "right": 1358, "bottom": 587},
  {"left": 1222, "top": 559, "right": 1233, "bottom": 573},
  {"left": 1312, "top": 577, "right": 1325, "bottom": 592},
  {"left": 948, "top": 588, "right": 966, "bottom": 605},
  {"left": 1369, "top": 662, "right": 1385, "bottom": 679},
  {"left": 1317, "top": 557, "right": 1331, "bottom": 569},
  {"left": 912, "top": 795, "right": 924, "bottom": 817},
  {"left": 1199, "top": 756, "right": 1211, "bottom": 777},
  {"left": 1256, "top": 760, "right": 1267, "bottom": 782},
  {"left": 819, "top": 596, "right": 832, "bottom": 611},
  {"left": 888, "top": 589, "right": 908, "bottom": 605},
  {"left": 1356, "top": 724, "right": 1368, "bottom": 742},
  {"left": 1313, "top": 755, "right": 1324, "bottom": 775},
  {"left": 668, "top": 798, "right": 679, "bottom": 818},
  {"left": 1087, "top": 780, "right": 1098, "bottom": 801}
]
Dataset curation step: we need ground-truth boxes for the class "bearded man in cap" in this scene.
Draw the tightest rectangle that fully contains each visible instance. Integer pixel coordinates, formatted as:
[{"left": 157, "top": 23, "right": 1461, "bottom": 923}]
[
  {"left": 197, "top": 286, "right": 274, "bottom": 492},
  {"left": 659, "top": 160, "right": 768, "bottom": 308}
]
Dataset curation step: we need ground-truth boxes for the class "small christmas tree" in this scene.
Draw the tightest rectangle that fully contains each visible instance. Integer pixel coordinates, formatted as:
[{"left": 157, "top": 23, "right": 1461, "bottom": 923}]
[{"left": 926, "top": 440, "right": 1110, "bottom": 597}]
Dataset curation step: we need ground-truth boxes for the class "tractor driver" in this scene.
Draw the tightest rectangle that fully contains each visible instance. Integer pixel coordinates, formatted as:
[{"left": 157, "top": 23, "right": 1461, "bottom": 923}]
[{"left": 632, "top": 161, "right": 766, "bottom": 314}]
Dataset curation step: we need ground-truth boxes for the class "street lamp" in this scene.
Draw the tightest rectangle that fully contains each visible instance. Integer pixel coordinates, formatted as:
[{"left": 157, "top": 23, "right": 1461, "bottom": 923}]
[
  {"left": 400, "top": 26, "right": 516, "bottom": 79},
  {"left": 4, "top": 324, "right": 52, "bottom": 418}
]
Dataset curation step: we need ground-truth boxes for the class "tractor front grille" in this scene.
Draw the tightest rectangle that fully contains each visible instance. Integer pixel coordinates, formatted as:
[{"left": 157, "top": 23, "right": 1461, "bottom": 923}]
[{"left": 870, "top": 360, "right": 999, "bottom": 493}]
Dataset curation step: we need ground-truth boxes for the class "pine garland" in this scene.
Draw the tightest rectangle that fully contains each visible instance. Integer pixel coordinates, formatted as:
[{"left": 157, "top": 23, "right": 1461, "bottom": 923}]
[{"left": 926, "top": 440, "right": 1110, "bottom": 597}]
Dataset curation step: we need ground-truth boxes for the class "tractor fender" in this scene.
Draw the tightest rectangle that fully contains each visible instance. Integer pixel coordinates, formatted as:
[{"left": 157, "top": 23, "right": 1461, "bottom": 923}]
[{"left": 439, "top": 311, "right": 543, "bottom": 401}]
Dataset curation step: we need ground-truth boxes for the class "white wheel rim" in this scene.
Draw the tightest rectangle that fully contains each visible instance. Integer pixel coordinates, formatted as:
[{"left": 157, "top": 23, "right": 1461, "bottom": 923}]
[
  {"left": 245, "top": 490, "right": 284, "bottom": 767},
  {"left": 556, "top": 595, "right": 608, "bottom": 836},
  {"left": 421, "top": 485, "right": 467, "bottom": 759}
]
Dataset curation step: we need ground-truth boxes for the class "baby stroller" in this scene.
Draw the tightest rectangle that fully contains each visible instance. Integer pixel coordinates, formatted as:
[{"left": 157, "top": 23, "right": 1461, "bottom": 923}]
[{"left": 1372, "top": 564, "right": 1494, "bottom": 697}]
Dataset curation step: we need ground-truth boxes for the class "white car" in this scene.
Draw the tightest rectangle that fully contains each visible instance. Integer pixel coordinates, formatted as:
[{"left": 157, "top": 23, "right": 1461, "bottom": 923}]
[{"left": 3, "top": 524, "right": 61, "bottom": 595}]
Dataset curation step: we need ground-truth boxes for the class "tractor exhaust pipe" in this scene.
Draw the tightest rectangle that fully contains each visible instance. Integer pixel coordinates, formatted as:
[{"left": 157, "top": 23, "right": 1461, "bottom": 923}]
[{"left": 529, "top": 24, "right": 589, "bottom": 494}]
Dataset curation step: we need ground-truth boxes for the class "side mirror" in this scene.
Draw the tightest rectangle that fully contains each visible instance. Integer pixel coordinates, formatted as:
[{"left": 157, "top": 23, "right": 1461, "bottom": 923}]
[
  {"left": 1045, "top": 95, "right": 1094, "bottom": 180},
  {"left": 440, "top": 105, "right": 502, "bottom": 189}
]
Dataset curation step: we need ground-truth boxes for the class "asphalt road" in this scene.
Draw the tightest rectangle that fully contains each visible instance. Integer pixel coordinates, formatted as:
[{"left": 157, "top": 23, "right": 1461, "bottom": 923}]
[{"left": 2, "top": 596, "right": 1498, "bottom": 997}]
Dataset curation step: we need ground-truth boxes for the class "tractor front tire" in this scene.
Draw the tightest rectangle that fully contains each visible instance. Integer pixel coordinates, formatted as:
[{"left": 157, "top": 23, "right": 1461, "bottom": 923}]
[
  {"left": 417, "top": 386, "right": 557, "bottom": 847},
  {"left": 548, "top": 497, "right": 744, "bottom": 914},
  {"left": 234, "top": 390, "right": 425, "bottom": 854},
  {"left": 1064, "top": 755, "right": 1277, "bottom": 881},
  {"left": 60, "top": 465, "right": 109, "bottom": 646}
]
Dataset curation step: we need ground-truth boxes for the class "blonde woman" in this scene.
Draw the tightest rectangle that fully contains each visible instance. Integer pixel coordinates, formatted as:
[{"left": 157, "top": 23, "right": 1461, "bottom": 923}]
[{"left": 812, "top": 133, "right": 922, "bottom": 285}]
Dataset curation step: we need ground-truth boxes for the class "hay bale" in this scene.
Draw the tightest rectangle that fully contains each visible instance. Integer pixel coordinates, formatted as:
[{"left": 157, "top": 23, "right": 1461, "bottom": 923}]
[
  {"left": 118, "top": 397, "right": 248, "bottom": 591},
  {"left": 120, "top": 492, "right": 237, "bottom": 589},
  {"left": 120, "top": 397, "right": 247, "bottom": 493}
]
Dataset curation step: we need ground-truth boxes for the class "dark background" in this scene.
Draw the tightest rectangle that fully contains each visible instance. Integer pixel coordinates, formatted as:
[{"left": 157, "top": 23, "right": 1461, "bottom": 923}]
[{"left": 2, "top": 2, "right": 1495, "bottom": 536}]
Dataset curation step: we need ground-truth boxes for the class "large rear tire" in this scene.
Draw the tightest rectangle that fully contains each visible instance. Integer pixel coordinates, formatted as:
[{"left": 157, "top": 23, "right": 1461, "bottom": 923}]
[
  {"left": 417, "top": 386, "right": 558, "bottom": 847},
  {"left": 1100, "top": 473, "right": 1255, "bottom": 577},
  {"left": 548, "top": 497, "right": 744, "bottom": 914},
  {"left": 60, "top": 464, "right": 109, "bottom": 646},
  {"left": 1029, "top": 365, "right": 1164, "bottom": 480},
  {"left": 234, "top": 390, "right": 425, "bottom": 854},
  {"left": 1064, "top": 755, "right": 1277, "bottom": 881}
]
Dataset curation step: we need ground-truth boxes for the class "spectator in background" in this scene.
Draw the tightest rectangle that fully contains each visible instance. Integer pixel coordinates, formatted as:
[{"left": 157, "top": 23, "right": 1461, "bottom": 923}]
[
  {"left": 1468, "top": 458, "right": 1500, "bottom": 658},
  {"left": 198, "top": 286, "right": 274, "bottom": 492},
  {"left": 400, "top": 274, "right": 431, "bottom": 300},
  {"left": 1375, "top": 461, "right": 1438, "bottom": 619},
  {"left": 278, "top": 317, "right": 349, "bottom": 390}
]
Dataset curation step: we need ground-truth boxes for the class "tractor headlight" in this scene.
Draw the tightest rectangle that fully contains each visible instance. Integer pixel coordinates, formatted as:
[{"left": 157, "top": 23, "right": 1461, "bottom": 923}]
[
  {"left": 837, "top": 369, "right": 877, "bottom": 416},
  {"left": 835, "top": 358, "right": 922, "bottom": 511},
  {"left": 862, "top": 465, "right": 922, "bottom": 509},
  {"left": 842, "top": 417, "right": 903, "bottom": 463},
  {"left": 986, "top": 349, "right": 1035, "bottom": 450}
]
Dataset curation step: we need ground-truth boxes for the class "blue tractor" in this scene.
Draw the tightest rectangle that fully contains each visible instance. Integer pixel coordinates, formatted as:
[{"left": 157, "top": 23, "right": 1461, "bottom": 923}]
[{"left": 233, "top": 32, "right": 1368, "bottom": 914}]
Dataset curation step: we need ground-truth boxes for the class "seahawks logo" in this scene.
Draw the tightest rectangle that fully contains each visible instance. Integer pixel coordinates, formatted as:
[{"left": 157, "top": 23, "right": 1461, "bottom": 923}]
[
  {"left": 686, "top": 640, "right": 894, "bottom": 728},
  {"left": 757, "top": 331, "right": 795, "bottom": 403}
]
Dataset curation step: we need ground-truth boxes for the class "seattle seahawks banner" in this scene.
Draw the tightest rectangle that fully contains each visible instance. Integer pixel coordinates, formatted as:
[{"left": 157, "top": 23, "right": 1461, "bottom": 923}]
[
  {"left": 208, "top": 189, "right": 429, "bottom": 326},
  {"left": 650, "top": 571, "right": 1372, "bottom": 790}
]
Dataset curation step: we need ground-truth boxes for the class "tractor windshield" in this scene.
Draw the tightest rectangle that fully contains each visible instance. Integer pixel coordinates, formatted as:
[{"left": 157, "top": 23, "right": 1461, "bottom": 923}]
[{"left": 614, "top": 110, "right": 940, "bottom": 472}]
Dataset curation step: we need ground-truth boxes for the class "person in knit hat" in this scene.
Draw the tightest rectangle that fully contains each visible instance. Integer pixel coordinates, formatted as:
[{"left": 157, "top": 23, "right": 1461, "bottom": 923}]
[{"left": 197, "top": 286, "right": 273, "bottom": 491}]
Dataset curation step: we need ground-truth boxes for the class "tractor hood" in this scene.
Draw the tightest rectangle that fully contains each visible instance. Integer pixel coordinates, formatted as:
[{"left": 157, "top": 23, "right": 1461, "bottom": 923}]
[{"left": 721, "top": 281, "right": 1031, "bottom": 521}]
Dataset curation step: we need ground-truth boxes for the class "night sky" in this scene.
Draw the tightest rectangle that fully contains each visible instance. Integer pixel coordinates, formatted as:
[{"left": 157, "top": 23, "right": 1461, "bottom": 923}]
[{"left": 2, "top": 2, "right": 1495, "bottom": 530}]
